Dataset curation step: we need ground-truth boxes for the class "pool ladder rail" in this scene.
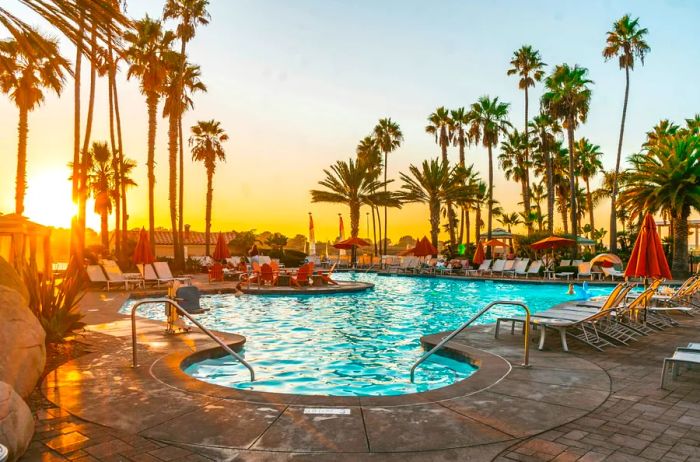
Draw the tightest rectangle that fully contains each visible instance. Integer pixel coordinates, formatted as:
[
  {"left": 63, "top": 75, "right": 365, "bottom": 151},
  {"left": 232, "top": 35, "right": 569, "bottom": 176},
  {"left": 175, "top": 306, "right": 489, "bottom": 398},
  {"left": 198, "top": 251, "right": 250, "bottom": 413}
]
[
  {"left": 130, "top": 297, "right": 255, "bottom": 381},
  {"left": 410, "top": 300, "right": 531, "bottom": 382}
]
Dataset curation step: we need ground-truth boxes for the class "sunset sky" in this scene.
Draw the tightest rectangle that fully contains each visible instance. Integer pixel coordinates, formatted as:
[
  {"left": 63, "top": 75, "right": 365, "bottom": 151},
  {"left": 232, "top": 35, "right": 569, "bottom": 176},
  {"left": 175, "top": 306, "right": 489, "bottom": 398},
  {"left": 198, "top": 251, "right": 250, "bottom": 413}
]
[{"left": 1, "top": 0, "right": 699, "bottom": 243}]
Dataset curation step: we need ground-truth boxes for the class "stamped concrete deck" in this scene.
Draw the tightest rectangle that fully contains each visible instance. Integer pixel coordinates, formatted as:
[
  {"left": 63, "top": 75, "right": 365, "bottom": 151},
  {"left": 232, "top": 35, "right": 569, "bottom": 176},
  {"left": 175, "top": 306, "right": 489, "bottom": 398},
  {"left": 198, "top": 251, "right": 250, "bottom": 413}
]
[{"left": 23, "top": 275, "right": 700, "bottom": 461}]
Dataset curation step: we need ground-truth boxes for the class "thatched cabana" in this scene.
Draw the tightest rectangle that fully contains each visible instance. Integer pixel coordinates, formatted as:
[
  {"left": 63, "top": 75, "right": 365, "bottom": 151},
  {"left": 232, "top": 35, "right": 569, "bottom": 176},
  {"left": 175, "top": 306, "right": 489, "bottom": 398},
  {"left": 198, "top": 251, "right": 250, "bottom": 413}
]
[{"left": 0, "top": 214, "right": 52, "bottom": 275}]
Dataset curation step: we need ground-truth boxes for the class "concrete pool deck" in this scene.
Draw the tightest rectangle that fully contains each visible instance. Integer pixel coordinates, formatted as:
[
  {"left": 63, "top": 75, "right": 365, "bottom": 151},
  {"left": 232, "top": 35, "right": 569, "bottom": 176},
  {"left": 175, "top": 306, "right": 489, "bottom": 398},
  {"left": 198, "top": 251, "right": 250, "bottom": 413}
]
[{"left": 24, "top": 275, "right": 700, "bottom": 461}]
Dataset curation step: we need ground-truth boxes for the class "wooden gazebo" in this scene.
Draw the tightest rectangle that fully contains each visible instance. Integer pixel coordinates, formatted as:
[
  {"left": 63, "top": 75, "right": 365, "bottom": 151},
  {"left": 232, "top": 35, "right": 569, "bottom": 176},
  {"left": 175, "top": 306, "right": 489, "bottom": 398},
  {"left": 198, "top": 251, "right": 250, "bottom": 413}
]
[{"left": 0, "top": 214, "right": 52, "bottom": 275}]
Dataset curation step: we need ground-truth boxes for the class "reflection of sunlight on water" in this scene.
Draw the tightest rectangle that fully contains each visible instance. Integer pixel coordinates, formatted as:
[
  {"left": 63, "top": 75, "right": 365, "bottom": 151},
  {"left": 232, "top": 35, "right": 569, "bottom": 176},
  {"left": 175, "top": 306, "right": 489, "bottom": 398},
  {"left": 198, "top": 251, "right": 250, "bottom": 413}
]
[{"left": 121, "top": 274, "right": 612, "bottom": 396}]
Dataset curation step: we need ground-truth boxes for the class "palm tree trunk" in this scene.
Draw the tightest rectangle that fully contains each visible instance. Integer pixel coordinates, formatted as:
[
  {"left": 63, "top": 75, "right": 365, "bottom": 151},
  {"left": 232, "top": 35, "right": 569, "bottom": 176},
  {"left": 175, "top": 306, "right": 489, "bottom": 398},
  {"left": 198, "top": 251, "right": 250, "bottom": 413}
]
[
  {"left": 475, "top": 206, "right": 482, "bottom": 242},
  {"left": 545, "top": 140, "right": 555, "bottom": 234},
  {"left": 465, "top": 208, "right": 471, "bottom": 248},
  {"left": 672, "top": 208, "right": 690, "bottom": 278},
  {"left": 487, "top": 144, "right": 494, "bottom": 255},
  {"left": 350, "top": 201, "right": 360, "bottom": 266},
  {"left": 458, "top": 207, "right": 465, "bottom": 245},
  {"left": 79, "top": 24, "right": 97, "bottom": 241},
  {"left": 586, "top": 178, "right": 595, "bottom": 237},
  {"left": 458, "top": 133, "right": 465, "bottom": 166},
  {"left": 523, "top": 86, "right": 532, "bottom": 234},
  {"left": 371, "top": 205, "right": 377, "bottom": 256},
  {"left": 377, "top": 204, "right": 383, "bottom": 258},
  {"left": 176, "top": 38, "right": 189, "bottom": 267},
  {"left": 101, "top": 211, "right": 109, "bottom": 251},
  {"left": 146, "top": 92, "right": 158, "bottom": 254},
  {"left": 15, "top": 107, "right": 28, "bottom": 216},
  {"left": 567, "top": 125, "right": 578, "bottom": 257},
  {"left": 107, "top": 45, "right": 120, "bottom": 259},
  {"left": 430, "top": 199, "right": 440, "bottom": 249},
  {"left": 205, "top": 169, "right": 213, "bottom": 257},
  {"left": 178, "top": 118, "right": 185, "bottom": 264},
  {"left": 610, "top": 66, "right": 630, "bottom": 253},
  {"left": 168, "top": 114, "right": 180, "bottom": 264},
  {"left": 70, "top": 13, "right": 84, "bottom": 260},
  {"left": 113, "top": 71, "right": 127, "bottom": 256},
  {"left": 383, "top": 151, "right": 388, "bottom": 257},
  {"left": 440, "top": 129, "right": 448, "bottom": 164}
]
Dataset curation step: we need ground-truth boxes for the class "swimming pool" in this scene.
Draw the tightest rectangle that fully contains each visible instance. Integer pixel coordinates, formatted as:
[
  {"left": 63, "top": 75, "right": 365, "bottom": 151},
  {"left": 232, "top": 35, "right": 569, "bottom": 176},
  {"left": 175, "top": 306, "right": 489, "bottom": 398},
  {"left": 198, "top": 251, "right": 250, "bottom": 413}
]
[{"left": 122, "top": 273, "right": 608, "bottom": 396}]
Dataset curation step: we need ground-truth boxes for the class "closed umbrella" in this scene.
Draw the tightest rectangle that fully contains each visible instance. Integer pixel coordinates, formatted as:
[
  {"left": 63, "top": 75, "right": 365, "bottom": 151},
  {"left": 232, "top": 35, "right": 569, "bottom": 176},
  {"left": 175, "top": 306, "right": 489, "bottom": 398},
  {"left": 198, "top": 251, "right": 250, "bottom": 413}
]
[
  {"left": 412, "top": 236, "right": 437, "bottom": 257},
  {"left": 132, "top": 228, "right": 154, "bottom": 265},
  {"left": 625, "top": 213, "right": 672, "bottom": 280},
  {"left": 472, "top": 241, "right": 485, "bottom": 265},
  {"left": 212, "top": 232, "right": 231, "bottom": 260}
]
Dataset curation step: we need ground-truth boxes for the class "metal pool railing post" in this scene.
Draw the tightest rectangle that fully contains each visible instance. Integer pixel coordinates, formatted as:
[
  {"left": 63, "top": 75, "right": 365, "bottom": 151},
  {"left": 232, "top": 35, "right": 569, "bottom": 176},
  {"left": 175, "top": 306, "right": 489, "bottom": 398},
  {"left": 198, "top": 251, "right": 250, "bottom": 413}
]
[
  {"left": 130, "top": 297, "right": 255, "bottom": 381},
  {"left": 410, "top": 300, "right": 531, "bottom": 382}
]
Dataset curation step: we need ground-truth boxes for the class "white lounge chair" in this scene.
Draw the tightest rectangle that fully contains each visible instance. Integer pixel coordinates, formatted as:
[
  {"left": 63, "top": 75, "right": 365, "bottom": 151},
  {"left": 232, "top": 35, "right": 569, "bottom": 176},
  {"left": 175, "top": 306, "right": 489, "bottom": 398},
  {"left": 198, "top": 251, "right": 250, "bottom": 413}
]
[
  {"left": 484, "top": 259, "right": 506, "bottom": 276},
  {"left": 153, "top": 261, "right": 192, "bottom": 285},
  {"left": 517, "top": 260, "right": 542, "bottom": 278},
  {"left": 506, "top": 258, "right": 529, "bottom": 278},
  {"left": 577, "top": 262, "right": 594, "bottom": 280},
  {"left": 101, "top": 260, "right": 143, "bottom": 291},
  {"left": 138, "top": 263, "right": 184, "bottom": 287},
  {"left": 661, "top": 348, "right": 700, "bottom": 388},
  {"left": 602, "top": 266, "right": 625, "bottom": 280},
  {"left": 86, "top": 265, "right": 112, "bottom": 290},
  {"left": 466, "top": 259, "right": 491, "bottom": 276}
]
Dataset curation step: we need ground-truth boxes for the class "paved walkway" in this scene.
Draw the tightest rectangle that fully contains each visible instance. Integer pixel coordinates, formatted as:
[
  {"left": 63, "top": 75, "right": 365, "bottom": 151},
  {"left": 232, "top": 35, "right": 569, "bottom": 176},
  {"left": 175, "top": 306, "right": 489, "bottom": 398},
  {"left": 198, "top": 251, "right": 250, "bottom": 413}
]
[{"left": 21, "top": 281, "right": 700, "bottom": 461}]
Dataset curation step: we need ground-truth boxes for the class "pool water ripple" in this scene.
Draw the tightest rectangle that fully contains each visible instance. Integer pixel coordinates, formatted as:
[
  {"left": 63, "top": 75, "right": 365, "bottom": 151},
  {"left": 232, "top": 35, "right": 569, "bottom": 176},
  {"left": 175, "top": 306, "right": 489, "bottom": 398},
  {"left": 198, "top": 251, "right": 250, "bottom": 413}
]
[{"left": 122, "top": 273, "right": 606, "bottom": 396}]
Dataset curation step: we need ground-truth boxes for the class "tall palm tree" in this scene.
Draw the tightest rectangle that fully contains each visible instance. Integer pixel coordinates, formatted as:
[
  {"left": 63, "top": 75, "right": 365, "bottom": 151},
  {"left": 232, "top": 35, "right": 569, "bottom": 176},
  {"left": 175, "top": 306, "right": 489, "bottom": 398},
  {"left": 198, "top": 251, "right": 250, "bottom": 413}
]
[
  {"left": 425, "top": 107, "right": 452, "bottom": 164},
  {"left": 311, "top": 159, "right": 398, "bottom": 263},
  {"left": 373, "top": 118, "right": 403, "bottom": 256},
  {"left": 530, "top": 180, "right": 546, "bottom": 231},
  {"left": 86, "top": 141, "right": 113, "bottom": 250},
  {"left": 507, "top": 45, "right": 545, "bottom": 225},
  {"left": 125, "top": 16, "right": 174, "bottom": 252},
  {"left": 620, "top": 133, "right": 700, "bottom": 277},
  {"left": 163, "top": 58, "right": 206, "bottom": 267},
  {"left": 604, "top": 15, "right": 650, "bottom": 252},
  {"left": 450, "top": 107, "right": 472, "bottom": 243},
  {"left": 499, "top": 129, "right": 531, "bottom": 227},
  {"left": 190, "top": 120, "right": 228, "bottom": 257},
  {"left": 473, "top": 181, "right": 488, "bottom": 240},
  {"left": 356, "top": 135, "right": 382, "bottom": 255},
  {"left": 163, "top": 0, "right": 211, "bottom": 264},
  {"left": 541, "top": 64, "right": 593, "bottom": 252},
  {"left": 399, "top": 159, "right": 471, "bottom": 248},
  {"left": 576, "top": 138, "right": 603, "bottom": 234},
  {"left": 530, "top": 113, "right": 562, "bottom": 233},
  {"left": 468, "top": 96, "right": 512, "bottom": 246},
  {"left": 0, "top": 31, "right": 68, "bottom": 216},
  {"left": 551, "top": 141, "right": 571, "bottom": 233},
  {"left": 453, "top": 164, "right": 480, "bottom": 246}
]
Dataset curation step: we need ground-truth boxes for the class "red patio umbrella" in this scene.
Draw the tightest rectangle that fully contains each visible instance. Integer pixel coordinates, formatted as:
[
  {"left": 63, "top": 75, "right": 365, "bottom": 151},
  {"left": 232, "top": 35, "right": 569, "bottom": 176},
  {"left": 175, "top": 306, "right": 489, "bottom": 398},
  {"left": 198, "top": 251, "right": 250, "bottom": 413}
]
[
  {"left": 531, "top": 236, "right": 576, "bottom": 251},
  {"left": 483, "top": 238, "right": 508, "bottom": 248},
  {"left": 412, "top": 236, "right": 438, "bottom": 257},
  {"left": 212, "top": 232, "right": 231, "bottom": 260},
  {"left": 625, "top": 213, "right": 672, "bottom": 280},
  {"left": 333, "top": 236, "right": 371, "bottom": 249},
  {"left": 472, "top": 241, "right": 485, "bottom": 265},
  {"left": 133, "top": 228, "right": 155, "bottom": 265}
]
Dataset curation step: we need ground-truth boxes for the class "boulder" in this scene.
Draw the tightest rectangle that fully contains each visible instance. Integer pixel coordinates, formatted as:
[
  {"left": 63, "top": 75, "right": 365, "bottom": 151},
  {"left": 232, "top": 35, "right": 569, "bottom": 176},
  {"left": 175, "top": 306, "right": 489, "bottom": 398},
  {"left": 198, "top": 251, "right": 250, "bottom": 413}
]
[
  {"left": 0, "top": 381, "right": 34, "bottom": 462},
  {"left": 0, "top": 286, "right": 45, "bottom": 399}
]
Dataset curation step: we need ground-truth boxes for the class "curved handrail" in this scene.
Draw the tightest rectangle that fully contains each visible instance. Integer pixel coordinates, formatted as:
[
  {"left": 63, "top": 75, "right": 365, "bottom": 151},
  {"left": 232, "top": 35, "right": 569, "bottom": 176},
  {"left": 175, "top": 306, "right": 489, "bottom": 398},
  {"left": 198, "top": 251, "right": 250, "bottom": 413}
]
[
  {"left": 131, "top": 297, "right": 255, "bottom": 381},
  {"left": 410, "top": 300, "right": 530, "bottom": 382}
]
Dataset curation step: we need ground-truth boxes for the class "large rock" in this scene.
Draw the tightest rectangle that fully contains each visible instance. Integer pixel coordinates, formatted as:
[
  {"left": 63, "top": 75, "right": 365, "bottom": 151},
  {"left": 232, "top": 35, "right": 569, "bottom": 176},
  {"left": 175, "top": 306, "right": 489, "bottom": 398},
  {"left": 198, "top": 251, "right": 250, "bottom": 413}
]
[
  {"left": 0, "top": 381, "right": 34, "bottom": 462},
  {"left": 0, "top": 286, "right": 45, "bottom": 399}
]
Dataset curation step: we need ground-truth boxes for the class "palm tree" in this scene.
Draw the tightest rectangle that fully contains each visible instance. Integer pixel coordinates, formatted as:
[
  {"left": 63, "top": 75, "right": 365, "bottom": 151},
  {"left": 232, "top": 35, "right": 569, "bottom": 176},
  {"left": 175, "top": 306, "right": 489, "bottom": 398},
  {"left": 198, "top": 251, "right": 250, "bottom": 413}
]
[
  {"left": 499, "top": 129, "right": 531, "bottom": 229},
  {"left": 356, "top": 135, "right": 382, "bottom": 255},
  {"left": 373, "top": 118, "right": 403, "bottom": 256},
  {"left": 473, "top": 181, "right": 488, "bottom": 240},
  {"left": 468, "top": 96, "right": 512, "bottom": 246},
  {"left": 551, "top": 141, "right": 571, "bottom": 232},
  {"left": 530, "top": 113, "right": 562, "bottom": 233},
  {"left": 425, "top": 107, "right": 452, "bottom": 164},
  {"left": 0, "top": 31, "right": 68, "bottom": 216},
  {"left": 507, "top": 45, "right": 545, "bottom": 224},
  {"left": 163, "top": 57, "right": 207, "bottom": 267},
  {"left": 530, "top": 180, "right": 546, "bottom": 231},
  {"left": 620, "top": 134, "right": 700, "bottom": 277},
  {"left": 644, "top": 119, "right": 679, "bottom": 149},
  {"left": 450, "top": 108, "right": 471, "bottom": 166},
  {"left": 399, "top": 159, "right": 471, "bottom": 248},
  {"left": 190, "top": 120, "right": 228, "bottom": 257},
  {"left": 163, "top": 0, "right": 211, "bottom": 264},
  {"left": 576, "top": 138, "right": 603, "bottom": 234},
  {"left": 497, "top": 212, "right": 523, "bottom": 234},
  {"left": 311, "top": 159, "right": 398, "bottom": 263},
  {"left": 86, "top": 141, "right": 113, "bottom": 250},
  {"left": 604, "top": 15, "right": 650, "bottom": 252},
  {"left": 125, "top": 16, "right": 175, "bottom": 251},
  {"left": 454, "top": 164, "right": 480, "bottom": 246},
  {"left": 541, "top": 64, "right": 593, "bottom": 254}
]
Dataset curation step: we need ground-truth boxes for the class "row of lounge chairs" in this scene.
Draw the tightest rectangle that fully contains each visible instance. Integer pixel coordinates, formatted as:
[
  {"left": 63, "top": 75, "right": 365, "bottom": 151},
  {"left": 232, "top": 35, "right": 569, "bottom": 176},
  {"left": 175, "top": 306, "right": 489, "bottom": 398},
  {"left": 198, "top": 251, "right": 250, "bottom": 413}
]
[
  {"left": 87, "top": 260, "right": 191, "bottom": 291},
  {"left": 495, "top": 277, "right": 700, "bottom": 353}
]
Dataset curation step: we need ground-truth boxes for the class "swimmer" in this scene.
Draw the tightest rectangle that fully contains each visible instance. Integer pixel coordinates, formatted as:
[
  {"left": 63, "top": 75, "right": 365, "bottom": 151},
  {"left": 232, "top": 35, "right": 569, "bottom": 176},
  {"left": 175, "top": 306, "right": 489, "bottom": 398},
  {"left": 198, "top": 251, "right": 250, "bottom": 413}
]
[{"left": 567, "top": 283, "right": 575, "bottom": 295}]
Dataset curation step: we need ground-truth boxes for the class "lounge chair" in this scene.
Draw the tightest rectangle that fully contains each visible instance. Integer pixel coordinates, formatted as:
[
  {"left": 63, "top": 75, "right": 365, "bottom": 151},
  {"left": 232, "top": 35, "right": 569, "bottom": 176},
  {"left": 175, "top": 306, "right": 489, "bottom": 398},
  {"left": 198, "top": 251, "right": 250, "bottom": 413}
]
[
  {"left": 518, "top": 260, "right": 542, "bottom": 278},
  {"left": 602, "top": 266, "right": 625, "bottom": 280},
  {"left": 139, "top": 263, "right": 175, "bottom": 287},
  {"left": 577, "top": 262, "right": 594, "bottom": 280},
  {"left": 661, "top": 348, "right": 700, "bottom": 388},
  {"left": 466, "top": 259, "right": 491, "bottom": 276},
  {"left": 559, "top": 259, "right": 571, "bottom": 267},
  {"left": 484, "top": 259, "right": 506, "bottom": 276},
  {"left": 153, "top": 261, "right": 192, "bottom": 285},
  {"left": 102, "top": 260, "right": 143, "bottom": 291},
  {"left": 506, "top": 258, "right": 529, "bottom": 278},
  {"left": 86, "top": 265, "right": 113, "bottom": 290}
]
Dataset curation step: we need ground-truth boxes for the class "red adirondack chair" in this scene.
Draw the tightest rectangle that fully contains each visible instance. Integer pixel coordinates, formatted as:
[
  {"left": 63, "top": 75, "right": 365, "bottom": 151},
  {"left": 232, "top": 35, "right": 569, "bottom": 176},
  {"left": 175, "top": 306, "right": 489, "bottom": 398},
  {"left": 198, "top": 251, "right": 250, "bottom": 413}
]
[
  {"left": 290, "top": 263, "right": 312, "bottom": 287},
  {"left": 208, "top": 262, "right": 224, "bottom": 282}
]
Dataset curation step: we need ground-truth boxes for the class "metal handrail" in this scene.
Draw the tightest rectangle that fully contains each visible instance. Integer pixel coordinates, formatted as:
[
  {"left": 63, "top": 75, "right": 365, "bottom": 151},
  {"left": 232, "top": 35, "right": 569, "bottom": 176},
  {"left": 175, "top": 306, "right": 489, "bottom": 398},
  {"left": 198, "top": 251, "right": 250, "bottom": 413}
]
[
  {"left": 410, "top": 300, "right": 531, "bottom": 382},
  {"left": 130, "top": 297, "right": 255, "bottom": 381}
]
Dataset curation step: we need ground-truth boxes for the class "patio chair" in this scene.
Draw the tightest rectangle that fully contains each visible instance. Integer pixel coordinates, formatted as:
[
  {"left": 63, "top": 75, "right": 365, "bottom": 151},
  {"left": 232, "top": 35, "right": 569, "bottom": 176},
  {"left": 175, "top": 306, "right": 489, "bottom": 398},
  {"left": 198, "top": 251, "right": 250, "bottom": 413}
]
[
  {"left": 559, "top": 259, "right": 571, "bottom": 267},
  {"left": 466, "top": 259, "right": 491, "bottom": 276},
  {"left": 661, "top": 348, "right": 700, "bottom": 388},
  {"left": 102, "top": 260, "right": 143, "bottom": 291},
  {"left": 517, "top": 260, "right": 542, "bottom": 278},
  {"left": 484, "top": 259, "right": 506, "bottom": 276},
  {"left": 259, "top": 263, "right": 277, "bottom": 286},
  {"left": 317, "top": 262, "right": 338, "bottom": 285},
  {"left": 86, "top": 265, "right": 112, "bottom": 290},
  {"left": 138, "top": 263, "right": 174, "bottom": 287},
  {"left": 577, "top": 262, "right": 594, "bottom": 280},
  {"left": 152, "top": 261, "right": 192, "bottom": 285},
  {"left": 208, "top": 262, "right": 224, "bottom": 282},
  {"left": 506, "top": 258, "right": 529, "bottom": 278},
  {"left": 290, "top": 263, "right": 312, "bottom": 287},
  {"left": 602, "top": 266, "right": 625, "bottom": 280}
]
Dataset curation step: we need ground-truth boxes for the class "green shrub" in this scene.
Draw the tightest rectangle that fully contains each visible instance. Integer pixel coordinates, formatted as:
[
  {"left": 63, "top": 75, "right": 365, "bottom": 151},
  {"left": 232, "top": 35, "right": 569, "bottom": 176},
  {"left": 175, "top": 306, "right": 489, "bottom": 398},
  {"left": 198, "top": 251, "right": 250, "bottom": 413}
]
[
  {"left": 262, "top": 249, "right": 307, "bottom": 267},
  {"left": 24, "top": 259, "right": 86, "bottom": 344}
]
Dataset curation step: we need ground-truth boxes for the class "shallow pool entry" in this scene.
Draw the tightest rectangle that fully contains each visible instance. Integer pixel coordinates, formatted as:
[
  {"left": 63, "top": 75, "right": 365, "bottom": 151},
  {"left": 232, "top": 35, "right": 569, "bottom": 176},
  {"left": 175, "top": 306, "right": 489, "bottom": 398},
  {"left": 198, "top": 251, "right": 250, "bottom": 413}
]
[{"left": 122, "top": 273, "right": 606, "bottom": 396}]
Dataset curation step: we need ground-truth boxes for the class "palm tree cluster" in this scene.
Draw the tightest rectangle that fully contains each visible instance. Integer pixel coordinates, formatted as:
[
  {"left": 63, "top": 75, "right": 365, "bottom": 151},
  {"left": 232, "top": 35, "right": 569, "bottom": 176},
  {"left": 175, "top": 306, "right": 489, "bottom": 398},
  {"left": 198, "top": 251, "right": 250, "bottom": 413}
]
[{"left": 1, "top": 1, "right": 229, "bottom": 268}]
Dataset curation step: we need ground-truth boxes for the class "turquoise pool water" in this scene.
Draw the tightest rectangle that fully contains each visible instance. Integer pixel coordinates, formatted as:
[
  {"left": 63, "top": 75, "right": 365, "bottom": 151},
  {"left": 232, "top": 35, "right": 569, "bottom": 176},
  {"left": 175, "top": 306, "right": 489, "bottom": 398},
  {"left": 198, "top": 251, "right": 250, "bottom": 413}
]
[{"left": 122, "top": 273, "right": 608, "bottom": 396}]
